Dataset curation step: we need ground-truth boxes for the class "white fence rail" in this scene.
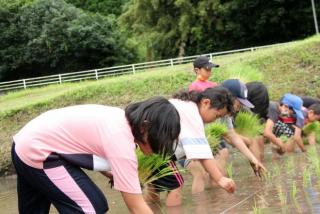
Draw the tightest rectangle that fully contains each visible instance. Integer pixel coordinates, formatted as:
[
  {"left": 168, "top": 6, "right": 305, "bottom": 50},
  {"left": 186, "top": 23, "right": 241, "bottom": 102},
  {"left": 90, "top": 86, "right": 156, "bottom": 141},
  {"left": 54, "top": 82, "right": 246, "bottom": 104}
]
[{"left": 0, "top": 41, "right": 293, "bottom": 93}]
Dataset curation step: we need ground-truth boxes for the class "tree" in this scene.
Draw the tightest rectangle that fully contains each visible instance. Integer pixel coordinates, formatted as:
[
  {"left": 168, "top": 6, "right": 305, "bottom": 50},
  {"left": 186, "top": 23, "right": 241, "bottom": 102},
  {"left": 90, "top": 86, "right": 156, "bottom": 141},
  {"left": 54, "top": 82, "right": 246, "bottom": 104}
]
[
  {"left": 120, "top": 0, "right": 319, "bottom": 60},
  {"left": 65, "top": 0, "right": 130, "bottom": 17},
  {"left": 0, "top": 0, "right": 135, "bottom": 81}
]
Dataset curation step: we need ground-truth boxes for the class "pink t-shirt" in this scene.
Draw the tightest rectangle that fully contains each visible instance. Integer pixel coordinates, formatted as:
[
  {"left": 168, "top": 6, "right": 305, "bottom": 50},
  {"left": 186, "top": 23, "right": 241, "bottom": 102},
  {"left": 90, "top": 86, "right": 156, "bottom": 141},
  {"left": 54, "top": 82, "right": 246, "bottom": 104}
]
[
  {"left": 13, "top": 104, "right": 141, "bottom": 194},
  {"left": 189, "top": 80, "right": 218, "bottom": 92},
  {"left": 170, "top": 99, "right": 213, "bottom": 160}
]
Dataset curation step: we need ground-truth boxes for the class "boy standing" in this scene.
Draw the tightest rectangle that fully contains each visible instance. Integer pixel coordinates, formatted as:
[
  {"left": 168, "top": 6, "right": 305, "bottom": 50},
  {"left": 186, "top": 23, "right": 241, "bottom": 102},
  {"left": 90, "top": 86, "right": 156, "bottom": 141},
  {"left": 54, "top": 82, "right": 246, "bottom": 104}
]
[{"left": 189, "top": 56, "right": 219, "bottom": 92}]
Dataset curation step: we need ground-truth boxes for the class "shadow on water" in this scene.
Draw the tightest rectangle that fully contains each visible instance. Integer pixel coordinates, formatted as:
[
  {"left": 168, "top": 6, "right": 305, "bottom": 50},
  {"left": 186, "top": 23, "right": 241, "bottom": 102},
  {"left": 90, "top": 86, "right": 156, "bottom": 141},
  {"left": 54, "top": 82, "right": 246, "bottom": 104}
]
[{"left": 2, "top": 145, "right": 320, "bottom": 213}]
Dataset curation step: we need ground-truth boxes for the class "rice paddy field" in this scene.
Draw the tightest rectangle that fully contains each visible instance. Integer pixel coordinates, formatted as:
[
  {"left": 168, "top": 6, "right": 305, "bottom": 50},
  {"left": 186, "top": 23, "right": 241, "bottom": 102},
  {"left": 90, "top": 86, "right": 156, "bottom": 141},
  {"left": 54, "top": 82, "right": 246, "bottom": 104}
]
[
  {"left": 0, "top": 35, "right": 320, "bottom": 213},
  {"left": 1, "top": 145, "right": 320, "bottom": 213}
]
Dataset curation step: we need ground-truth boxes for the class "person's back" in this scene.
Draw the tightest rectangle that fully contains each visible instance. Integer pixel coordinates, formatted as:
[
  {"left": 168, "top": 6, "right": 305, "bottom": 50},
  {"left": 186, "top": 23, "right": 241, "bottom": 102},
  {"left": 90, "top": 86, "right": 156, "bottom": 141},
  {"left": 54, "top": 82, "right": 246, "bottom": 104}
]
[{"left": 14, "top": 105, "right": 135, "bottom": 171}]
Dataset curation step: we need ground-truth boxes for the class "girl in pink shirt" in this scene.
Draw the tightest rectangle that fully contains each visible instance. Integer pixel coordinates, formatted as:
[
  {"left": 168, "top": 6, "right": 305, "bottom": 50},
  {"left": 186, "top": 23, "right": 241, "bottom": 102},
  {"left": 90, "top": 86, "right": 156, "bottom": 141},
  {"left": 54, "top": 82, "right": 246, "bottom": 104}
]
[{"left": 12, "top": 97, "right": 180, "bottom": 214}]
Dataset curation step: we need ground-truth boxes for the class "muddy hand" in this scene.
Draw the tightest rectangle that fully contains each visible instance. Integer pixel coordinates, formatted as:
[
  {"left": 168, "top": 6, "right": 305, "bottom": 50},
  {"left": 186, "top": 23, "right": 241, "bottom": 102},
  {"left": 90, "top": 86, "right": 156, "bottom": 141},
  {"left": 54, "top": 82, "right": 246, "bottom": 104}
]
[
  {"left": 108, "top": 177, "right": 114, "bottom": 188},
  {"left": 218, "top": 177, "right": 236, "bottom": 193},
  {"left": 250, "top": 161, "right": 266, "bottom": 178}
]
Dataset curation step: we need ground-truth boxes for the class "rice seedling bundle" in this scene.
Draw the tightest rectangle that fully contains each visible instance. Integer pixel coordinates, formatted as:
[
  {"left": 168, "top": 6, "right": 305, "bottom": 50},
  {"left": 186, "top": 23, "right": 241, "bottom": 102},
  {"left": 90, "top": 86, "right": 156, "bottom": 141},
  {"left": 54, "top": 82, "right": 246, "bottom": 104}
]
[
  {"left": 136, "top": 149, "right": 178, "bottom": 187},
  {"left": 303, "top": 121, "right": 320, "bottom": 143},
  {"left": 205, "top": 122, "right": 228, "bottom": 151},
  {"left": 234, "top": 111, "right": 263, "bottom": 137}
]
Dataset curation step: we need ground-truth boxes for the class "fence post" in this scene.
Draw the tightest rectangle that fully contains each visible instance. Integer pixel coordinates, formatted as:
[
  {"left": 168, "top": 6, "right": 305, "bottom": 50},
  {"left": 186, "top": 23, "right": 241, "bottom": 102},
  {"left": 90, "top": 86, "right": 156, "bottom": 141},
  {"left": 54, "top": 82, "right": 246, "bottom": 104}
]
[
  {"left": 59, "top": 74, "right": 62, "bottom": 84},
  {"left": 132, "top": 64, "right": 136, "bottom": 74},
  {"left": 209, "top": 54, "right": 213, "bottom": 61},
  {"left": 23, "top": 79, "right": 26, "bottom": 89},
  {"left": 251, "top": 47, "right": 254, "bottom": 52},
  {"left": 95, "top": 69, "right": 99, "bottom": 80},
  {"left": 170, "top": 59, "right": 174, "bottom": 67}
]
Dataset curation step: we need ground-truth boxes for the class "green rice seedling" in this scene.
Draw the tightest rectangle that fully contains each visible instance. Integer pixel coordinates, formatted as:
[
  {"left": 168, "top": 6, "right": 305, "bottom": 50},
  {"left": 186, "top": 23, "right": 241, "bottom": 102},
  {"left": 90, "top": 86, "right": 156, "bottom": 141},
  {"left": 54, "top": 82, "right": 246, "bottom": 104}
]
[
  {"left": 285, "top": 156, "right": 295, "bottom": 176},
  {"left": 205, "top": 122, "right": 228, "bottom": 151},
  {"left": 136, "top": 149, "right": 180, "bottom": 187},
  {"left": 252, "top": 198, "right": 262, "bottom": 214},
  {"left": 291, "top": 181, "right": 298, "bottom": 202},
  {"left": 222, "top": 64, "right": 263, "bottom": 83},
  {"left": 303, "top": 168, "right": 311, "bottom": 188},
  {"left": 303, "top": 121, "right": 320, "bottom": 142},
  {"left": 307, "top": 147, "right": 320, "bottom": 177},
  {"left": 272, "top": 164, "right": 281, "bottom": 177},
  {"left": 226, "top": 162, "right": 234, "bottom": 179},
  {"left": 234, "top": 111, "right": 263, "bottom": 137},
  {"left": 277, "top": 185, "right": 287, "bottom": 205},
  {"left": 263, "top": 170, "right": 273, "bottom": 183},
  {"left": 279, "top": 135, "right": 289, "bottom": 143}
]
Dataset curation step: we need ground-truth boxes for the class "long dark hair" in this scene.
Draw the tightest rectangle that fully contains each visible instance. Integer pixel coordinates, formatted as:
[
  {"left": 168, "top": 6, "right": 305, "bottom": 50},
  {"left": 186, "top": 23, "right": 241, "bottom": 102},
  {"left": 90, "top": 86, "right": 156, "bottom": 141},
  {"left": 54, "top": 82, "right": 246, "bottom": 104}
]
[
  {"left": 125, "top": 97, "right": 181, "bottom": 156},
  {"left": 173, "top": 86, "right": 234, "bottom": 114}
]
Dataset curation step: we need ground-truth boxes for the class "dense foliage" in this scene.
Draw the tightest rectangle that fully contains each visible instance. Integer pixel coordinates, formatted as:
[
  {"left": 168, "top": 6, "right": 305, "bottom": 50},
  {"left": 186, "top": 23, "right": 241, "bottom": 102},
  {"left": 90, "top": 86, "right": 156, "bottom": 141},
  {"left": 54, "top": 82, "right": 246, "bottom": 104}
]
[
  {"left": 0, "top": 0, "right": 319, "bottom": 81},
  {"left": 65, "top": 0, "right": 130, "bottom": 17},
  {"left": 0, "top": 0, "right": 134, "bottom": 81},
  {"left": 120, "top": 0, "right": 319, "bottom": 60}
]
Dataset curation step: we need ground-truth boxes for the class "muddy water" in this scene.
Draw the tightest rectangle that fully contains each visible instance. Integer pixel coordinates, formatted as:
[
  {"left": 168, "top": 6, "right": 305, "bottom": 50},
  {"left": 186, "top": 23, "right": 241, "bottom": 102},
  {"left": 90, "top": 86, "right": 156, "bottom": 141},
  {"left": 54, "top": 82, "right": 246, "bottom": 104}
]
[{"left": 1, "top": 145, "right": 320, "bottom": 213}]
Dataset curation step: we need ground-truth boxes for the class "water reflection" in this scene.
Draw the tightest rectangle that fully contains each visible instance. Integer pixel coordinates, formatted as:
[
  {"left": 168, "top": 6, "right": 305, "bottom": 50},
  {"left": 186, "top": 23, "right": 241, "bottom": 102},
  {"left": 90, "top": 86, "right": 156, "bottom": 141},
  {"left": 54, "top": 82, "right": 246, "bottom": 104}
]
[{"left": 1, "top": 145, "right": 320, "bottom": 213}]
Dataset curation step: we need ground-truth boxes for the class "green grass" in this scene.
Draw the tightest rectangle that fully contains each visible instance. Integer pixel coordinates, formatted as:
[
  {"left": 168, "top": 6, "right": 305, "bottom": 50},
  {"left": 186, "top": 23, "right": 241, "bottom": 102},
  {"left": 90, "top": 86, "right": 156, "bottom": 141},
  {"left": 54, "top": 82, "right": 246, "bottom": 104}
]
[{"left": 1, "top": 35, "right": 320, "bottom": 175}]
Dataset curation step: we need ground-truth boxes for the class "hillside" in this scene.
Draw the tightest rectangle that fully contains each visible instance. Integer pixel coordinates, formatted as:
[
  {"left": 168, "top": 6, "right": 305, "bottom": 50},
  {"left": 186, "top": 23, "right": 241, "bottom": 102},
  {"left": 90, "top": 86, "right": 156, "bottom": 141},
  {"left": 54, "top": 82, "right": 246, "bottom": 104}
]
[{"left": 0, "top": 35, "right": 319, "bottom": 175}]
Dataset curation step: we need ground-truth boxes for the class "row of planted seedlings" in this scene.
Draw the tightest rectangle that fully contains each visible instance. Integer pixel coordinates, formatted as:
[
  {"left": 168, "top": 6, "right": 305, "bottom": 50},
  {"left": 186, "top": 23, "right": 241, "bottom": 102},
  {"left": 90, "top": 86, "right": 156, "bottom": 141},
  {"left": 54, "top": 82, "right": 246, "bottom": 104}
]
[
  {"left": 206, "top": 112, "right": 320, "bottom": 212},
  {"left": 253, "top": 121, "right": 320, "bottom": 213},
  {"left": 136, "top": 112, "right": 320, "bottom": 211}
]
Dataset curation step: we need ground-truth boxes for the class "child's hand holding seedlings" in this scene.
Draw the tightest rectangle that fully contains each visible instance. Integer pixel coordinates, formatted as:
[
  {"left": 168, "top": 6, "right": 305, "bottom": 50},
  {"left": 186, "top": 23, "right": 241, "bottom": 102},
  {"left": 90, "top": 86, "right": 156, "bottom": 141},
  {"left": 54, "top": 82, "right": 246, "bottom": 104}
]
[{"left": 218, "top": 177, "right": 236, "bottom": 193}]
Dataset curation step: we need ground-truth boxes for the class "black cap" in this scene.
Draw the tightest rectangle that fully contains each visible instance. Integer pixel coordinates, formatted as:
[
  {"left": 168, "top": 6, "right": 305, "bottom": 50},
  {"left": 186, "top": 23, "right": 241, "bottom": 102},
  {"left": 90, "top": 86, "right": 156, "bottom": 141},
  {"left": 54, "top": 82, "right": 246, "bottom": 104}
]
[
  {"left": 221, "top": 79, "right": 254, "bottom": 108},
  {"left": 193, "top": 56, "right": 219, "bottom": 69}
]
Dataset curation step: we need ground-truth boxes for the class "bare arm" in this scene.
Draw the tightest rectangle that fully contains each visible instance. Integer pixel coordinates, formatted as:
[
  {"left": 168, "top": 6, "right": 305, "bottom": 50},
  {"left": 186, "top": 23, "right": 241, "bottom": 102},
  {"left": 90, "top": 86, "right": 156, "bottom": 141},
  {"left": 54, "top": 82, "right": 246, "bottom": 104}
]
[
  {"left": 225, "top": 129, "right": 266, "bottom": 176},
  {"left": 293, "top": 127, "right": 306, "bottom": 152},
  {"left": 121, "top": 192, "right": 153, "bottom": 214},
  {"left": 307, "top": 133, "right": 316, "bottom": 145},
  {"left": 263, "top": 119, "right": 285, "bottom": 150},
  {"left": 226, "top": 129, "right": 260, "bottom": 164},
  {"left": 199, "top": 159, "right": 235, "bottom": 193}
]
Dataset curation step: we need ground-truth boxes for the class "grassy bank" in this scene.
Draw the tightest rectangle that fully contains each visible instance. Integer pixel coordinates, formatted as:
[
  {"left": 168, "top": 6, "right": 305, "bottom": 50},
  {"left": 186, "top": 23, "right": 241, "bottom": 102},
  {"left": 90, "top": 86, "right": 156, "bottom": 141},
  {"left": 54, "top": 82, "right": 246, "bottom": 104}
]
[{"left": 1, "top": 35, "right": 320, "bottom": 175}]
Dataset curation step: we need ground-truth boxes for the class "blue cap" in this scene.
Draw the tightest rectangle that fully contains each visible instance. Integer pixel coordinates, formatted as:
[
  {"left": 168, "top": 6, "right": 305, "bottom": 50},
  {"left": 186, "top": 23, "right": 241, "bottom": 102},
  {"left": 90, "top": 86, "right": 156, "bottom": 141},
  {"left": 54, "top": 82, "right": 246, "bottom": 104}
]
[
  {"left": 221, "top": 79, "right": 254, "bottom": 108},
  {"left": 280, "top": 93, "right": 304, "bottom": 120}
]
